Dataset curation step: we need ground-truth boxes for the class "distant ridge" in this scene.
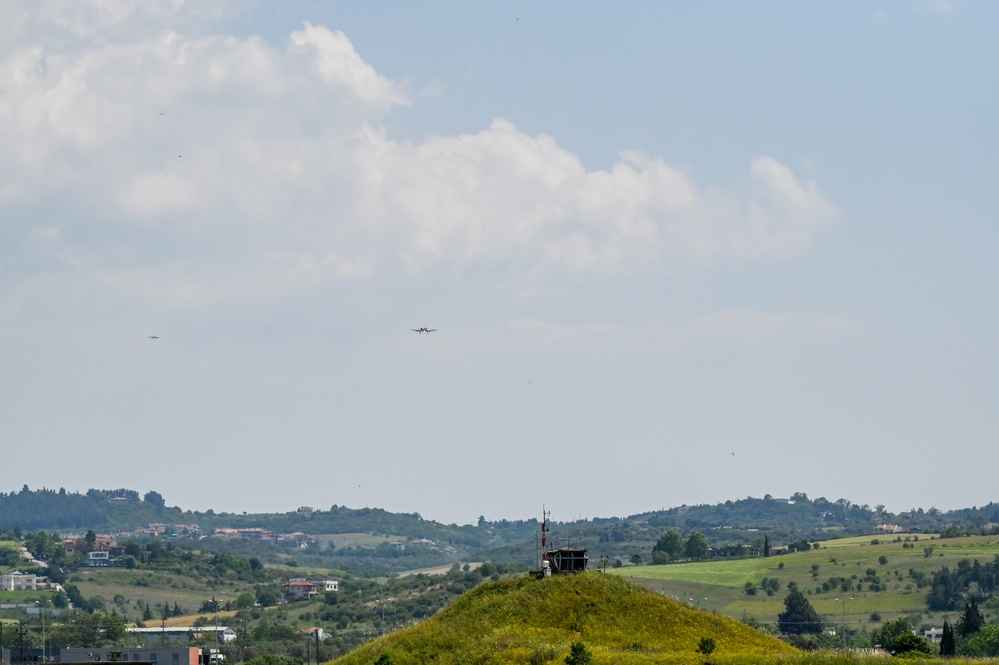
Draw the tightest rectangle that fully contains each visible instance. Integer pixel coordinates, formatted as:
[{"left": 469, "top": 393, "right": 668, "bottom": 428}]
[{"left": 331, "top": 572, "right": 797, "bottom": 664}]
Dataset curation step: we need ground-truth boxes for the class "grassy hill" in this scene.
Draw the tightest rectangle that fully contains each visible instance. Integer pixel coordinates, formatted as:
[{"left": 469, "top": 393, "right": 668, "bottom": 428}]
[
  {"left": 611, "top": 534, "right": 999, "bottom": 629},
  {"left": 330, "top": 572, "right": 797, "bottom": 665}
]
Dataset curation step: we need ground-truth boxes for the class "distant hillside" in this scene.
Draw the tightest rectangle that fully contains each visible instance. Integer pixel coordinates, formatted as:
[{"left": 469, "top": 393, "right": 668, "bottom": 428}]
[
  {"left": 0, "top": 486, "right": 108, "bottom": 531},
  {"left": 331, "top": 572, "right": 797, "bottom": 665},
  {"left": 6, "top": 486, "right": 999, "bottom": 577},
  {"left": 0, "top": 487, "right": 500, "bottom": 544}
]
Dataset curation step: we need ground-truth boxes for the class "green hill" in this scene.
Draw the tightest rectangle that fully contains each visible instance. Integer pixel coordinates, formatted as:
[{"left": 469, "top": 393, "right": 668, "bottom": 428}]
[
  {"left": 612, "top": 534, "right": 999, "bottom": 628},
  {"left": 330, "top": 572, "right": 797, "bottom": 665}
]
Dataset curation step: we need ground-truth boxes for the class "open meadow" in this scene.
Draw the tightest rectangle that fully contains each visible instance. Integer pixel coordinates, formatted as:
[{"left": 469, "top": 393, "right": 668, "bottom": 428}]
[{"left": 611, "top": 534, "right": 999, "bottom": 631}]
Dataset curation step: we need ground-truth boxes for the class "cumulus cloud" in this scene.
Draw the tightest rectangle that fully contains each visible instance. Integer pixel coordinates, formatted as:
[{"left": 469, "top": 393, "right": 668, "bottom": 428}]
[{"left": 0, "top": 7, "right": 839, "bottom": 308}]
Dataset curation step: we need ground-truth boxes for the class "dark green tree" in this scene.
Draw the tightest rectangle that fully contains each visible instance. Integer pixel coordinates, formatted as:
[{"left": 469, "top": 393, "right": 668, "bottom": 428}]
[
  {"left": 873, "top": 616, "right": 913, "bottom": 652},
  {"left": 255, "top": 587, "right": 281, "bottom": 608},
  {"left": 696, "top": 637, "right": 716, "bottom": 655},
  {"left": 763, "top": 535, "right": 770, "bottom": 557},
  {"left": 957, "top": 598, "right": 985, "bottom": 638},
  {"left": 143, "top": 490, "right": 166, "bottom": 508},
  {"left": 927, "top": 566, "right": 961, "bottom": 610},
  {"left": 49, "top": 613, "right": 127, "bottom": 648},
  {"left": 565, "top": 641, "right": 592, "bottom": 665},
  {"left": 777, "top": 589, "right": 822, "bottom": 635},
  {"left": 940, "top": 620, "right": 956, "bottom": 657},
  {"left": 892, "top": 634, "right": 931, "bottom": 656},
  {"left": 964, "top": 626, "right": 999, "bottom": 657},
  {"left": 684, "top": 531, "right": 709, "bottom": 561},
  {"left": 235, "top": 593, "right": 256, "bottom": 609},
  {"left": 652, "top": 531, "right": 685, "bottom": 563}
]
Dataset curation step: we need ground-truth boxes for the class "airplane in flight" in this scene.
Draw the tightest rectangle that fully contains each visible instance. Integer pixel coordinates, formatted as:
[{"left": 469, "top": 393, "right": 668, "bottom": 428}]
[
  {"left": 148, "top": 335, "right": 160, "bottom": 339},
  {"left": 411, "top": 327, "right": 437, "bottom": 334}
]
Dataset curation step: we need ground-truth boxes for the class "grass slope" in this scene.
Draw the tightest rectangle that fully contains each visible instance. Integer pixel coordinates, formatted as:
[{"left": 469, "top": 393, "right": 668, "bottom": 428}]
[
  {"left": 612, "top": 535, "right": 999, "bottom": 626},
  {"left": 330, "top": 572, "right": 797, "bottom": 665}
]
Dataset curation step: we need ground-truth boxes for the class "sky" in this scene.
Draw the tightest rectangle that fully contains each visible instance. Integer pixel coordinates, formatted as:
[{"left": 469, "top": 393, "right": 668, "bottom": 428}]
[{"left": 2, "top": 1, "right": 998, "bottom": 526}]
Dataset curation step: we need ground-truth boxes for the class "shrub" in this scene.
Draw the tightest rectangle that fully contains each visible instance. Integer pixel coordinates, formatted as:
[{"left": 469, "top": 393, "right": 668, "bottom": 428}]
[
  {"left": 529, "top": 646, "right": 558, "bottom": 664},
  {"left": 564, "top": 641, "right": 592, "bottom": 665},
  {"left": 891, "top": 633, "right": 931, "bottom": 656}
]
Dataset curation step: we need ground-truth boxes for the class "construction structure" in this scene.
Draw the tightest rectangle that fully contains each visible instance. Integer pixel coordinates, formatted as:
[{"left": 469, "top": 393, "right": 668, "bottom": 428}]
[{"left": 533, "top": 508, "right": 587, "bottom": 578}]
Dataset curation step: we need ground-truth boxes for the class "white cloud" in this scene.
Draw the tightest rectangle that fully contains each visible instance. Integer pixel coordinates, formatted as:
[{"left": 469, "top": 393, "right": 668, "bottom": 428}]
[
  {"left": 0, "top": 12, "right": 839, "bottom": 308},
  {"left": 0, "top": 0, "right": 241, "bottom": 45},
  {"left": 289, "top": 23, "right": 409, "bottom": 109},
  {"left": 912, "top": 0, "right": 954, "bottom": 17}
]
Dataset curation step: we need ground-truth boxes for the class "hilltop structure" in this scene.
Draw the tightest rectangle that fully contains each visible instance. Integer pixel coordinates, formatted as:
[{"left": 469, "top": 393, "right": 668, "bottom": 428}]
[{"left": 534, "top": 508, "right": 588, "bottom": 577}]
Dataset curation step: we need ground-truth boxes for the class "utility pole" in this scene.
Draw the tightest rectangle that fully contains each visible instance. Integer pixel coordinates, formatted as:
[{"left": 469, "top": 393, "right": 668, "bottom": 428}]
[
  {"left": 834, "top": 597, "right": 852, "bottom": 649},
  {"left": 37, "top": 602, "right": 45, "bottom": 663},
  {"left": 17, "top": 621, "right": 27, "bottom": 665}
]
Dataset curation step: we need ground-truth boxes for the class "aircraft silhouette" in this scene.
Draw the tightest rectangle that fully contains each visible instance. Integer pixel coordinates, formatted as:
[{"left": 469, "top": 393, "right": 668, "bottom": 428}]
[
  {"left": 411, "top": 327, "right": 437, "bottom": 334},
  {"left": 148, "top": 336, "right": 160, "bottom": 339}
]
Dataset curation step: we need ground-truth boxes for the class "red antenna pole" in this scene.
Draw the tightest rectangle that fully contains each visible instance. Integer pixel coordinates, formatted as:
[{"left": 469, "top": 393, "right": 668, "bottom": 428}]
[{"left": 541, "top": 507, "right": 549, "bottom": 561}]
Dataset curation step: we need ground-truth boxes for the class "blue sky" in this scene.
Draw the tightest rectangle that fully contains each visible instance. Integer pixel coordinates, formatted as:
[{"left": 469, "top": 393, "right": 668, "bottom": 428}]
[{"left": 2, "top": 1, "right": 997, "bottom": 525}]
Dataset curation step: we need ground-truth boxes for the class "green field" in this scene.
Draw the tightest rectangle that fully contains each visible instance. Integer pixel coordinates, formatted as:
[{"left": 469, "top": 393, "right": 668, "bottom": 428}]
[
  {"left": 610, "top": 534, "right": 999, "bottom": 629},
  {"left": 68, "top": 568, "right": 261, "bottom": 618},
  {"left": 0, "top": 589, "right": 52, "bottom": 604}
]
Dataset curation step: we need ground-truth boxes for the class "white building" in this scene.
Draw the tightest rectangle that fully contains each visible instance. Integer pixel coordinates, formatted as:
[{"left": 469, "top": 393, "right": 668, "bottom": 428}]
[{"left": 1, "top": 571, "right": 42, "bottom": 591}]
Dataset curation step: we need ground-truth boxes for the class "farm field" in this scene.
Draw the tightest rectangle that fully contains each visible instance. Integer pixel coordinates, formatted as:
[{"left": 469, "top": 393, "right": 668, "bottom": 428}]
[{"left": 610, "top": 534, "right": 999, "bottom": 630}]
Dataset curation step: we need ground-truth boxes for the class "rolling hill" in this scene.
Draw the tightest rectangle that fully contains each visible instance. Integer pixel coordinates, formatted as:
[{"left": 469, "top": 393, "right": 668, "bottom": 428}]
[
  {"left": 611, "top": 534, "right": 999, "bottom": 628},
  {"left": 330, "top": 572, "right": 798, "bottom": 665}
]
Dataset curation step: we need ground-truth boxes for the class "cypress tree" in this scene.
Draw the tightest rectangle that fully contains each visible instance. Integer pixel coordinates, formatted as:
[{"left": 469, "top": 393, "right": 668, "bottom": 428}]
[
  {"left": 940, "top": 620, "right": 956, "bottom": 657},
  {"left": 957, "top": 598, "right": 984, "bottom": 637}
]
